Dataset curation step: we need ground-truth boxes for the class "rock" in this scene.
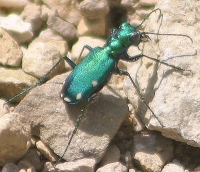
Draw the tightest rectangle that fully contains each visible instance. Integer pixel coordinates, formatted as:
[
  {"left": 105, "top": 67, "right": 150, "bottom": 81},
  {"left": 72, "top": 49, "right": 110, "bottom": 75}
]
[
  {"left": 194, "top": 165, "right": 200, "bottom": 172},
  {"left": 174, "top": 142, "right": 200, "bottom": 170},
  {"left": 2, "top": 163, "right": 19, "bottom": 172},
  {"left": 124, "top": 151, "right": 133, "bottom": 168},
  {"left": 47, "top": 12, "right": 78, "bottom": 42},
  {"left": 124, "top": 1, "right": 200, "bottom": 148},
  {"left": 71, "top": 36, "right": 105, "bottom": 62},
  {"left": 44, "top": 158, "right": 96, "bottom": 172},
  {"left": 162, "top": 160, "right": 185, "bottom": 172},
  {"left": 0, "top": 28, "right": 22, "bottom": 67},
  {"left": 139, "top": 0, "right": 157, "bottom": 6},
  {"left": 0, "top": 113, "right": 31, "bottom": 166},
  {"left": 0, "top": 14, "right": 33, "bottom": 43},
  {"left": 0, "top": 99, "right": 9, "bottom": 117},
  {"left": 121, "top": 0, "right": 135, "bottom": 8},
  {"left": 42, "top": 0, "right": 82, "bottom": 26},
  {"left": 0, "top": 68, "right": 38, "bottom": 103},
  {"left": 22, "top": 41, "right": 66, "bottom": 79},
  {"left": 78, "top": 17, "right": 106, "bottom": 36},
  {"left": 20, "top": 3, "right": 44, "bottom": 33},
  {"left": 132, "top": 132, "right": 174, "bottom": 172},
  {"left": 36, "top": 140, "right": 59, "bottom": 162},
  {"left": 100, "top": 144, "right": 120, "bottom": 166},
  {"left": 17, "top": 148, "right": 42, "bottom": 172},
  {"left": 19, "top": 166, "right": 36, "bottom": 172},
  {"left": 96, "top": 162, "right": 127, "bottom": 172},
  {"left": 14, "top": 72, "right": 128, "bottom": 163},
  {"left": 34, "top": 29, "right": 65, "bottom": 42},
  {"left": 0, "top": 0, "right": 28, "bottom": 9},
  {"left": 78, "top": 0, "right": 109, "bottom": 19}
]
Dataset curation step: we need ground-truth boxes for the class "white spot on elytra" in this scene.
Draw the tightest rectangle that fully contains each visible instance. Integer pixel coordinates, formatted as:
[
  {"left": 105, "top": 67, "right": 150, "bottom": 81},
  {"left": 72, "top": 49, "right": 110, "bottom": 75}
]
[
  {"left": 76, "top": 93, "right": 82, "bottom": 100},
  {"left": 92, "top": 81, "right": 98, "bottom": 87},
  {"left": 64, "top": 97, "right": 71, "bottom": 102},
  {"left": 60, "top": 93, "right": 63, "bottom": 98}
]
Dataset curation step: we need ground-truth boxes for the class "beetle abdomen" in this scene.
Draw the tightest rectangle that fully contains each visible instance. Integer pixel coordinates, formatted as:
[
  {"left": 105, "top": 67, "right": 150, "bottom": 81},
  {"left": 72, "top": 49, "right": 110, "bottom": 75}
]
[{"left": 61, "top": 47, "right": 115, "bottom": 104}]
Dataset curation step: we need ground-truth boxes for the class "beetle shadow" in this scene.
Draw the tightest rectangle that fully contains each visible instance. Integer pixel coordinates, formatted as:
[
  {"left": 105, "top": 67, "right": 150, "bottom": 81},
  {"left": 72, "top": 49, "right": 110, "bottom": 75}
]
[
  {"left": 134, "top": 51, "right": 196, "bottom": 125},
  {"left": 62, "top": 89, "right": 128, "bottom": 137}
]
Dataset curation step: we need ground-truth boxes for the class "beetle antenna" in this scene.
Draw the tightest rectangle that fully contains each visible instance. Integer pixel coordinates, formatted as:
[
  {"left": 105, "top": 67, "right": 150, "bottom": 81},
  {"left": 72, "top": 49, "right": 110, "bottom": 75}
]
[
  {"left": 136, "top": 8, "right": 162, "bottom": 29},
  {"left": 143, "top": 32, "right": 193, "bottom": 43}
]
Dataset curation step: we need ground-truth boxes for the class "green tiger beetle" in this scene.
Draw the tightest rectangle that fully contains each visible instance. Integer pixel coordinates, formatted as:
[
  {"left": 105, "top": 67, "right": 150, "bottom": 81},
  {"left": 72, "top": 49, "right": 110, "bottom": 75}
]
[{"left": 5, "top": 8, "right": 193, "bottom": 164}]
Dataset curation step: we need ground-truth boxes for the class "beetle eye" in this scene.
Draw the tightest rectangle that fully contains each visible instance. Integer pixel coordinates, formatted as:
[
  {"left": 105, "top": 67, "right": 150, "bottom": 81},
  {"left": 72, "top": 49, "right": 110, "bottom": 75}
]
[{"left": 130, "top": 32, "right": 141, "bottom": 45}]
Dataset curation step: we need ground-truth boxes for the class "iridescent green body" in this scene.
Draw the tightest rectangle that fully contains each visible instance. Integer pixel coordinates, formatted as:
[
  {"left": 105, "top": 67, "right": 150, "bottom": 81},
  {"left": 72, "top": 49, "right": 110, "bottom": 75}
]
[{"left": 61, "top": 22, "right": 142, "bottom": 104}]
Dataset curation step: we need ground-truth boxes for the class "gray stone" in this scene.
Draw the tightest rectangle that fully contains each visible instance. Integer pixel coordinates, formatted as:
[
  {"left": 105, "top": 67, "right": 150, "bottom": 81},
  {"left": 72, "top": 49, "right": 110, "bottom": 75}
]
[
  {"left": 96, "top": 162, "right": 127, "bottom": 172},
  {"left": 21, "top": 3, "right": 44, "bottom": 33},
  {"left": 2, "top": 163, "right": 19, "bottom": 172},
  {"left": 22, "top": 41, "right": 66, "bottom": 79},
  {"left": 54, "top": 158, "right": 95, "bottom": 172},
  {"left": 0, "top": 28, "right": 22, "bottom": 67},
  {"left": 34, "top": 29, "right": 65, "bottom": 42},
  {"left": 18, "top": 148, "right": 42, "bottom": 172},
  {"left": 0, "top": 14, "right": 33, "bottom": 43},
  {"left": 124, "top": 151, "right": 133, "bottom": 168},
  {"left": 42, "top": 1, "right": 81, "bottom": 26},
  {"left": 0, "top": 68, "right": 38, "bottom": 103},
  {"left": 132, "top": 132, "right": 174, "bottom": 172},
  {"left": 47, "top": 12, "right": 78, "bottom": 42},
  {"left": 78, "top": 0, "right": 109, "bottom": 19},
  {"left": 0, "top": 99, "right": 9, "bottom": 117},
  {"left": 77, "top": 17, "right": 106, "bottom": 36},
  {"left": 124, "top": 1, "right": 200, "bottom": 148},
  {"left": 100, "top": 144, "right": 120, "bottom": 166},
  {"left": 139, "top": 0, "right": 157, "bottom": 6},
  {"left": 194, "top": 165, "right": 200, "bottom": 172},
  {"left": 14, "top": 72, "right": 128, "bottom": 163},
  {"left": 71, "top": 36, "right": 105, "bottom": 62},
  {"left": 36, "top": 140, "right": 59, "bottom": 162},
  {"left": 0, "top": 113, "right": 31, "bottom": 166},
  {"left": 162, "top": 160, "right": 185, "bottom": 172},
  {"left": 0, "top": 0, "right": 28, "bottom": 9}
]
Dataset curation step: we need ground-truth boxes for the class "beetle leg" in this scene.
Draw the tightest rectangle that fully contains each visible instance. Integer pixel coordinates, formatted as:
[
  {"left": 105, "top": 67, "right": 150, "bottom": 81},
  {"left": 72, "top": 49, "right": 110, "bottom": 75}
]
[
  {"left": 143, "top": 54, "right": 191, "bottom": 72},
  {"left": 79, "top": 45, "right": 93, "bottom": 58},
  {"left": 54, "top": 101, "right": 90, "bottom": 167},
  {"left": 63, "top": 56, "right": 76, "bottom": 69},
  {"left": 5, "top": 56, "right": 66, "bottom": 104},
  {"left": 77, "top": 45, "right": 93, "bottom": 62},
  {"left": 120, "top": 52, "right": 143, "bottom": 62},
  {"left": 128, "top": 53, "right": 143, "bottom": 61},
  {"left": 116, "top": 68, "right": 163, "bottom": 127}
]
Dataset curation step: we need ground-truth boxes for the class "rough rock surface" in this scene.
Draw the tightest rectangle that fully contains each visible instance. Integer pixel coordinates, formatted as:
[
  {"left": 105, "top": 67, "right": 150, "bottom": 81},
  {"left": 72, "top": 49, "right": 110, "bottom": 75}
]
[
  {"left": 0, "top": 14, "right": 33, "bottom": 43},
  {"left": 0, "top": 28, "right": 22, "bottom": 67},
  {"left": 124, "top": 0, "right": 200, "bottom": 148},
  {"left": 0, "top": 68, "right": 38, "bottom": 103},
  {"left": 0, "top": 113, "right": 31, "bottom": 166},
  {"left": 162, "top": 160, "right": 185, "bottom": 172},
  {"left": 132, "top": 132, "right": 174, "bottom": 172},
  {"left": 96, "top": 162, "right": 127, "bottom": 172},
  {"left": 14, "top": 72, "right": 128, "bottom": 163},
  {"left": 22, "top": 41, "right": 66, "bottom": 79},
  {"left": 1, "top": 0, "right": 200, "bottom": 171}
]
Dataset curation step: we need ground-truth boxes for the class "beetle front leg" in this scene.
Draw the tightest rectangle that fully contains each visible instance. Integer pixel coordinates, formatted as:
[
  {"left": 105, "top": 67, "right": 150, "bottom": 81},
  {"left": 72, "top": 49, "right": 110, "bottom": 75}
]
[
  {"left": 4, "top": 56, "right": 66, "bottom": 104},
  {"left": 77, "top": 45, "right": 93, "bottom": 61},
  {"left": 120, "top": 52, "right": 143, "bottom": 62},
  {"left": 143, "top": 54, "right": 191, "bottom": 72}
]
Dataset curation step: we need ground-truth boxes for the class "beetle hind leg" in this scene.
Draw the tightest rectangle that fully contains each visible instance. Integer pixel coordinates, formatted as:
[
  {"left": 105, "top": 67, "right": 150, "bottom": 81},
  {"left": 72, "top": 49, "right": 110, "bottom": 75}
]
[{"left": 116, "top": 68, "right": 163, "bottom": 127}]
